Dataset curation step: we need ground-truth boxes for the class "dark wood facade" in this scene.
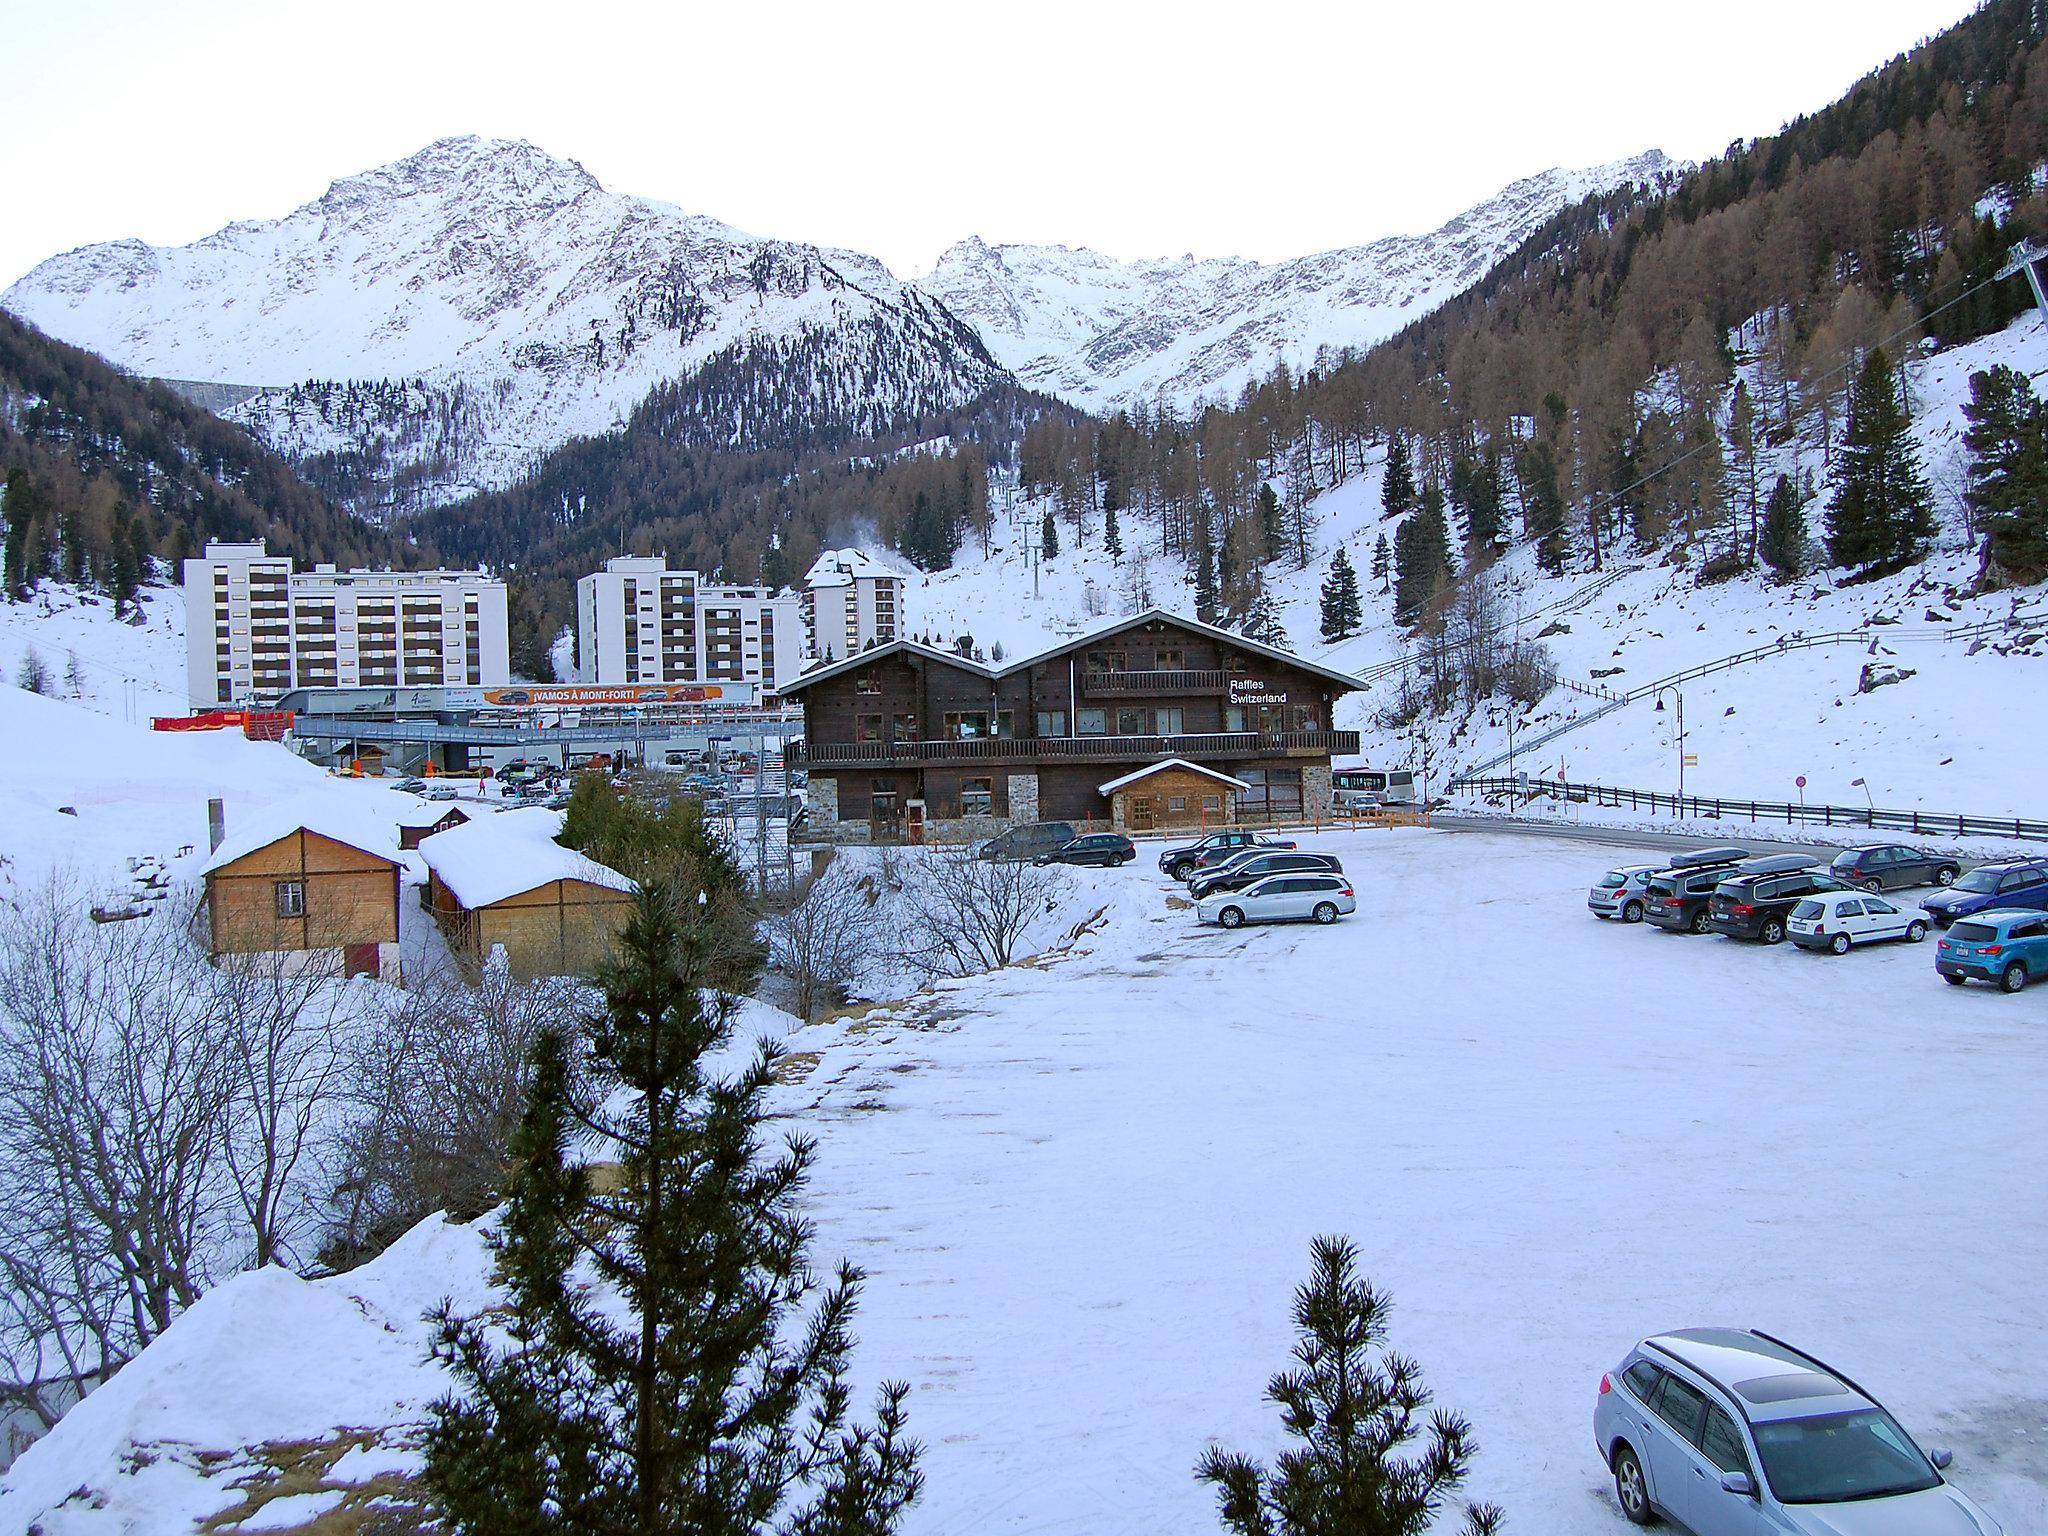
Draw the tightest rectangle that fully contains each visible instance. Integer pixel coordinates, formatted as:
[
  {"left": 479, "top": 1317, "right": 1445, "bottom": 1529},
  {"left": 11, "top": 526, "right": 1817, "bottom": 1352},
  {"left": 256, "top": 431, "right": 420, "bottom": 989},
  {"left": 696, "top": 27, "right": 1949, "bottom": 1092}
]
[{"left": 784, "top": 613, "right": 1360, "bottom": 834}]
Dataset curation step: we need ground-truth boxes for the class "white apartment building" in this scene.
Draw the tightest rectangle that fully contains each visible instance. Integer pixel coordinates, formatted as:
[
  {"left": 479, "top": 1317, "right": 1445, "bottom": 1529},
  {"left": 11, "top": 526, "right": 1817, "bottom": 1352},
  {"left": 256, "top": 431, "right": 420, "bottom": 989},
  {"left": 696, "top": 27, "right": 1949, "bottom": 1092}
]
[
  {"left": 804, "top": 548, "right": 904, "bottom": 661},
  {"left": 575, "top": 557, "right": 804, "bottom": 695},
  {"left": 183, "top": 540, "right": 510, "bottom": 708}
]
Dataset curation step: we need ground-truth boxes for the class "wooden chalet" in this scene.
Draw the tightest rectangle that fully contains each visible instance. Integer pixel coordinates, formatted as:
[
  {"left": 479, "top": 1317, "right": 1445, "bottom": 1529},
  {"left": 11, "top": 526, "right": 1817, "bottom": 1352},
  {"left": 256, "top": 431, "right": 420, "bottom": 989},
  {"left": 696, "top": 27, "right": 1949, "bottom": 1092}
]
[
  {"left": 780, "top": 610, "right": 1362, "bottom": 841},
  {"left": 418, "top": 808, "right": 636, "bottom": 978},
  {"left": 202, "top": 804, "right": 404, "bottom": 981}
]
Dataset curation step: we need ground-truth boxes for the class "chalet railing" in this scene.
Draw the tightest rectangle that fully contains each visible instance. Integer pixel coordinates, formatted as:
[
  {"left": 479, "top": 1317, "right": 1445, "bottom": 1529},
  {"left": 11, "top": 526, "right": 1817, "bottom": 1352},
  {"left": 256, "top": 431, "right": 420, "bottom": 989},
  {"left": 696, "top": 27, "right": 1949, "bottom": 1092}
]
[
  {"left": 787, "top": 729, "right": 1359, "bottom": 768},
  {"left": 1081, "top": 668, "right": 1228, "bottom": 693}
]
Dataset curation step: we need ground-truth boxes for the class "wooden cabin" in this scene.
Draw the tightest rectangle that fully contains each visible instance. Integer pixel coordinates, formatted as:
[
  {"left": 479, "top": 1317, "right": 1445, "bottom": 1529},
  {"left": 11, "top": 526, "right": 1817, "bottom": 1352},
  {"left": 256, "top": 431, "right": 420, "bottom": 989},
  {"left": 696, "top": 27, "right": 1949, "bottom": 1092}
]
[
  {"left": 396, "top": 802, "right": 470, "bottom": 850},
  {"left": 419, "top": 807, "right": 636, "bottom": 978},
  {"left": 202, "top": 806, "right": 403, "bottom": 981},
  {"left": 1097, "top": 759, "right": 1249, "bottom": 833}
]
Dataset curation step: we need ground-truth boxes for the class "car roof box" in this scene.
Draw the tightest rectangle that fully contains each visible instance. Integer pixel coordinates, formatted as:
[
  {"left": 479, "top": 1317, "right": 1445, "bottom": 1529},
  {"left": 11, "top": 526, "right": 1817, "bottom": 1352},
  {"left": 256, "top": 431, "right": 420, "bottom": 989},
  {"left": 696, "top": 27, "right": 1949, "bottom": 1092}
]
[
  {"left": 1731, "top": 853, "right": 1819, "bottom": 877},
  {"left": 1666, "top": 845, "right": 1751, "bottom": 870}
]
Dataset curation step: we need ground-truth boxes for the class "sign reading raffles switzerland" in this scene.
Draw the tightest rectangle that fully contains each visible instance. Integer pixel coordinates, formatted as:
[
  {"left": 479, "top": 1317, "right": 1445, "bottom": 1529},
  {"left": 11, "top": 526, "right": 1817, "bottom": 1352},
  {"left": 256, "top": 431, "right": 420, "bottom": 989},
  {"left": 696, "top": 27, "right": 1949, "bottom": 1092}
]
[{"left": 1228, "top": 678, "right": 1288, "bottom": 705}]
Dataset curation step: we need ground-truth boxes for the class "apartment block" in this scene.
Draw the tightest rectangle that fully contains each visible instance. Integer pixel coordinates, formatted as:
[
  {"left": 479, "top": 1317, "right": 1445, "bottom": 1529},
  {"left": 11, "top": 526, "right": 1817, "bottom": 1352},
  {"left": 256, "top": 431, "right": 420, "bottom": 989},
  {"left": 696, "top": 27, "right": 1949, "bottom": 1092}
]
[
  {"left": 804, "top": 548, "right": 905, "bottom": 661},
  {"left": 575, "top": 557, "right": 804, "bottom": 695},
  {"left": 183, "top": 541, "right": 510, "bottom": 709}
]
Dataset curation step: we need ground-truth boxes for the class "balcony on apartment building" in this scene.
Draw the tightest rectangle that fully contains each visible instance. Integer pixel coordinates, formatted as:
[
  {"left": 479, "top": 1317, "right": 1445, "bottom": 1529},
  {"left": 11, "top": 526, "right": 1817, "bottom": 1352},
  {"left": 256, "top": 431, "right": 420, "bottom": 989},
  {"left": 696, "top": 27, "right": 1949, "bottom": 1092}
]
[{"left": 788, "top": 728, "right": 1359, "bottom": 768}]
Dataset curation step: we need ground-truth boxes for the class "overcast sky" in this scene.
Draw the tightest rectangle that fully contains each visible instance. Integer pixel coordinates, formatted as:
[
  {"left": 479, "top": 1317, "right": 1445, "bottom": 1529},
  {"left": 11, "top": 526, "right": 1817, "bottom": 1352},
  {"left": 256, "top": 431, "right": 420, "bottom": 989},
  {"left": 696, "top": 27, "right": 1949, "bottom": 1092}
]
[{"left": 0, "top": 0, "right": 1982, "bottom": 289}]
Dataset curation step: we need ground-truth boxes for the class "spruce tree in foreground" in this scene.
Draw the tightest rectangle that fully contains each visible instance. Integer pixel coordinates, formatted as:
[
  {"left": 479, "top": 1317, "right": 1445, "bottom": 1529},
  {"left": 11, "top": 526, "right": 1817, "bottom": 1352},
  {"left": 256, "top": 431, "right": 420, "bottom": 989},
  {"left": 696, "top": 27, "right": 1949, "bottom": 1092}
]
[
  {"left": 1197, "top": 1236, "right": 1503, "bottom": 1536},
  {"left": 1319, "top": 547, "right": 1363, "bottom": 643},
  {"left": 1759, "top": 474, "right": 1806, "bottom": 582},
  {"left": 424, "top": 885, "right": 923, "bottom": 1536},
  {"left": 1382, "top": 436, "right": 1418, "bottom": 520},
  {"left": 1041, "top": 509, "right": 1060, "bottom": 562},
  {"left": 1370, "top": 533, "right": 1392, "bottom": 592},
  {"left": 1961, "top": 363, "right": 2048, "bottom": 582},
  {"left": 1825, "top": 347, "right": 1934, "bottom": 573}
]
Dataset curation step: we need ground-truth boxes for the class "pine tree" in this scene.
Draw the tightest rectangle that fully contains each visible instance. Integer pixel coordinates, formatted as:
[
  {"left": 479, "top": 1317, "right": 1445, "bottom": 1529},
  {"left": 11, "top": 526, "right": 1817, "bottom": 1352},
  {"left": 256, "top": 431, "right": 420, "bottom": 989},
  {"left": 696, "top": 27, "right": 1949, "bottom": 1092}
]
[
  {"left": 1196, "top": 1236, "right": 1504, "bottom": 1536},
  {"left": 1759, "top": 474, "right": 1806, "bottom": 581},
  {"left": 1825, "top": 347, "right": 1934, "bottom": 572},
  {"left": 1962, "top": 364, "right": 2048, "bottom": 582},
  {"left": 1370, "top": 532, "right": 1392, "bottom": 591},
  {"left": 1464, "top": 453, "right": 1505, "bottom": 549},
  {"left": 425, "top": 886, "right": 924, "bottom": 1536},
  {"left": 1040, "top": 509, "right": 1059, "bottom": 562},
  {"left": 1240, "top": 587, "right": 1287, "bottom": 647},
  {"left": 1319, "top": 548, "right": 1363, "bottom": 643},
  {"left": 1104, "top": 503, "right": 1123, "bottom": 562},
  {"left": 1382, "top": 436, "right": 1417, "bottom": 520},
  {"left": 1194, "top": 540, "right": 1219, "bottom": 625},
  {"left": 1256, "top": 483, "right": 1286, "bottom": 563},
  {"left": 1521, "top": 442, "right": 1568, "bottom": 575}
]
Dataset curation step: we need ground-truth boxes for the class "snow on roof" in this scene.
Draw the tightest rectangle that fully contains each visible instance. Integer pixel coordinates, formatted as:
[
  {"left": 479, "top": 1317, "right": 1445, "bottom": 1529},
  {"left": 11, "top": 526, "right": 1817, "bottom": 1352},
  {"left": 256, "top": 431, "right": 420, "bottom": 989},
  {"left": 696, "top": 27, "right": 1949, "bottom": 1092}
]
[
  {"left": 1097, "top": 759, "right": 1251, "bottom": 795},
  {"left": 805, "top": 548, "right": 903, "bottom": 588},
  {"left": 392, "top": 799, "right": 470, "bottom": 829},
  {"left": 201, "top": 789, "right": 407, "bottom": 876},
  {"left": 418, "top": 807, "right": 636, "bottom": 909},
  {"left": 782, "top": 608, "right": 1364, "bottom": 695}
]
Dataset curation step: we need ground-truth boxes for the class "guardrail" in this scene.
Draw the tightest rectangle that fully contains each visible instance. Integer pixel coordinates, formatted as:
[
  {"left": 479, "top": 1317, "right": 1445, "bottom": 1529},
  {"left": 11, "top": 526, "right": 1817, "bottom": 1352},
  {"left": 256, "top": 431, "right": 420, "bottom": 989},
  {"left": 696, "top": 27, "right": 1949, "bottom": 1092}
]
[{"left": 1451, "top": 774, "right": 2048, "bottom": 843}]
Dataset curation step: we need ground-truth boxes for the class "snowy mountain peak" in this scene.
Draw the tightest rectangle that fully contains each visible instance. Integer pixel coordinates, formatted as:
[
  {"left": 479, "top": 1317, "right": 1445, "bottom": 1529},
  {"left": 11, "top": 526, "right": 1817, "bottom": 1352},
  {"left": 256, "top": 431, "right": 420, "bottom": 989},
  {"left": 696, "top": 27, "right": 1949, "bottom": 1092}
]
[
  {"left": 312, "top": 134, "right": 605, "bottom": 215},
  {"left": 922, "top": 149, "right": 1679, "bottom": 413}
]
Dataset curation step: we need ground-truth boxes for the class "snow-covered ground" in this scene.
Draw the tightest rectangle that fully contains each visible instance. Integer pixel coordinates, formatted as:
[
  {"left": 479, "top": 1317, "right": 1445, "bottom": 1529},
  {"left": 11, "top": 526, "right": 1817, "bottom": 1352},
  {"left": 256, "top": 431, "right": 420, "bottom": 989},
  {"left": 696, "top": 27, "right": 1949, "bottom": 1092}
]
[{"left": 6, "top": 826, "right": 2042, "bottom": 1534}]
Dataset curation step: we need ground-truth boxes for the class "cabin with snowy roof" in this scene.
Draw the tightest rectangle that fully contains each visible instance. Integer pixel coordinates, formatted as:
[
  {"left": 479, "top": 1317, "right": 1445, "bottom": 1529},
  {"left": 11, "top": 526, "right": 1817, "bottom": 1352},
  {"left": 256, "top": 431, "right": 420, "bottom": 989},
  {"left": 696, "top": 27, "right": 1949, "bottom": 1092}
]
[
  {"left": 418, "top": 807, "right": 636, "bottom": 978},
  {"left": 201, "top": 799, "right": 404, "bottom": 982}
]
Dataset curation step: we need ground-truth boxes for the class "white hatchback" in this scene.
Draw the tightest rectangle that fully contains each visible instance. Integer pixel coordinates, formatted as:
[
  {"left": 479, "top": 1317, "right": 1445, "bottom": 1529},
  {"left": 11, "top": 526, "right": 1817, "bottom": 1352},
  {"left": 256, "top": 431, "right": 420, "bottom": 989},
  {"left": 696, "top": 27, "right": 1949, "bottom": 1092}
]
[
  {"left": 1787, "top": 891, "right": 1929, "bottom": 954},
  {"left": 1197, "top": 871, "right": 1355, "bottom": 929}
]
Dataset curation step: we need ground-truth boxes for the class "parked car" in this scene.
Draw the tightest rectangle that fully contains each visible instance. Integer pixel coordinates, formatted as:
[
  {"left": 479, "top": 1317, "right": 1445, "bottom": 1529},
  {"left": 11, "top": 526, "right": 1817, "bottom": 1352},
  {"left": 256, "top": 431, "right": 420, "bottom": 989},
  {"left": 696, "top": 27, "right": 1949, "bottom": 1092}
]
[
  {"left": 1919, "top": 857, "right": 2048, "bottom": 928},
  {"left": 1642, "top": 847, "right": 1751, "bottom": 934},
  {"left": 1035, "top": 833, "right": 1137, "bottom": 867},
  {"left": 1185, "top": 838, "right": 1307, "bottom": 879},
  {"left": 1787, "top": 891, "right": 1928, "bottom": 953},
  {"left": 1157, "top": 829, "right": 1297, "bottom": 881},
  {"left": 1197, "top": 872, "right": 1355, "bottom": 929},
  {"left": 1934, "top": 909, "right": 2048, "bottom": 991},
  {"left": 422, "top": 785, "right": 460, "bottom": 802},
  {"left": 977, "top": 822, "right": 1079, "bottom": 863},
  {"left": 391, "top": 777, "right": 428, "bottom": 794},
  {"left": 1188, "top": 851, "right": 1346, "bottom": 900},
  {"left": 1828, "top": 843, "right": 1961, "bottom": 892},
  {"left": 1706, "top": 856, "right": 1846, "bottom": 944},
  {"left": 1588, "top": 864, "right": 1663, "bottom": 923},
  {"left": 1594, "top": 1328, "right": 1995, "bottom": 1534}
]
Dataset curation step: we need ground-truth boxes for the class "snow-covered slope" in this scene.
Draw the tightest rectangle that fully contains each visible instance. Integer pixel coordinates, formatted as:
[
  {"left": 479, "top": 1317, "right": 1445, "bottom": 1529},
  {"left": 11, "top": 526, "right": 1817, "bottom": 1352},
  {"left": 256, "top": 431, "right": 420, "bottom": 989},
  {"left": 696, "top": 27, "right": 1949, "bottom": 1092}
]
[
  {"left": 921, "top": 152, "right": 1675, "bottom": 412},
  {"left": 1, "top": 137, "right": 1004, "bottom": 513}
]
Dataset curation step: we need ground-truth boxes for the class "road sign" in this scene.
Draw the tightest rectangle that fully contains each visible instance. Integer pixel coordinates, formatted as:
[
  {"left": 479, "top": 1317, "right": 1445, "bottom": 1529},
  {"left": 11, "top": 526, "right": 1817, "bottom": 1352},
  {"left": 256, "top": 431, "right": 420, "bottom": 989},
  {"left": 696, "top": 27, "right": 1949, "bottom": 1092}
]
[
  {"left": 1682, "top": 754, "right": 1699, "bottom": 767},
  {"left": 1796, "top": 774, "right": 1807, "bottom": 788}
]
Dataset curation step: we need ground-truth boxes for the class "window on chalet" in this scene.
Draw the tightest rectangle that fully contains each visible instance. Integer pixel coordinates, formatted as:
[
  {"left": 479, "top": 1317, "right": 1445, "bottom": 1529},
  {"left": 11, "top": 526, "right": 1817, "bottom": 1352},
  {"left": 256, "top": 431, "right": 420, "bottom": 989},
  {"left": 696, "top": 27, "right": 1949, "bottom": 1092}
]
[
  {"left": 942, "top": 711, "right": 990, "bottom": 740},
  {"left": 1168, "top": 795, "right": 1187, "bottom": 813},
  {"left": 1226, "top": 653, "right": 1251, "bottom": 674},
  {"left": 1077, "top": 709, "right": 1107, "bottom": 735},
  {"left": 1258, "top": 704, "right": 1288, "bottom": 733},
  {"left": 960, "top": 777, "right": 994, "bottom": 817},
  {"left": 1115, "top": 707, "right": 1145, "bottom": 735},
  {"left": 1155, "top": 707, "right": 1184, "bottom": 735},
  {"left": 1036, "top": 709, "right": 1067, "bottom": 737},
  {"left": 1202, "top": 795, "right": 1221, "bottom": 814},
  {"left": 855, "top": 668, "right": 883, "bottom": 695},
  {"left": 1241, "top": 768, "right": 1303, "bottom": 815},
  {"left": 1225, "top": 705, "right": 1248, "bottom": 732},
  {"left": 892, "top": 713, "right": 919, "bottom": 743},
  {"left": 1155, "top": 649, "right": 1185, "bottom": 670},
  {"left": 1086, "top": 650, "right": 1127, "bottom": 673},
  {"left": 275, "top": 880, "right": 306, "bottom": 919},
  {"left": 1292, "top": 703, "right": 1319, "bottom": 731},
  {"left": 856, "top": 713, "right": 885, "bottom": 743},
  {"left": 993, "top": 711, "right": 1015, "bottom": 738}
]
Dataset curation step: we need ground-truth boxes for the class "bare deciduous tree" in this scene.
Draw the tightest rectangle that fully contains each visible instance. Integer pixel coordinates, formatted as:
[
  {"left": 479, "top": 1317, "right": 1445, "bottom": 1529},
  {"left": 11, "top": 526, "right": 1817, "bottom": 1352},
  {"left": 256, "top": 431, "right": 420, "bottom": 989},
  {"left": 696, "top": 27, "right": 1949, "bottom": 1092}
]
[
  {"left": 761, "top": 857, "right": 886, "bottom": 1021},
  {"left": 900, "top": 850, "right": 1069, "bottom": 976}
]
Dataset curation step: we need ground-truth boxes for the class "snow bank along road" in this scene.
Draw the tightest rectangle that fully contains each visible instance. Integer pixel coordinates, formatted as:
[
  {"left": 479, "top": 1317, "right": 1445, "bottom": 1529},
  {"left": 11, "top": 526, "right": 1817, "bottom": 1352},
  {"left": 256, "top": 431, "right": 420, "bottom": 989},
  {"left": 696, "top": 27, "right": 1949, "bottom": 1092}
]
[{"left": 792, "top": 827, "right": 2046, "bottom": 1535}]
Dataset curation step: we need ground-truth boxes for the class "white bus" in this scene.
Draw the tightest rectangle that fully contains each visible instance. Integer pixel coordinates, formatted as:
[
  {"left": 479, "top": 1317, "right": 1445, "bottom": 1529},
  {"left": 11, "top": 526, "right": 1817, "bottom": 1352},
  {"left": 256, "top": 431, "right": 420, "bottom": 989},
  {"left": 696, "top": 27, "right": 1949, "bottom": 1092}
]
[{"left": 1332, "top": 767, "right": 1416, "bottom": 808}]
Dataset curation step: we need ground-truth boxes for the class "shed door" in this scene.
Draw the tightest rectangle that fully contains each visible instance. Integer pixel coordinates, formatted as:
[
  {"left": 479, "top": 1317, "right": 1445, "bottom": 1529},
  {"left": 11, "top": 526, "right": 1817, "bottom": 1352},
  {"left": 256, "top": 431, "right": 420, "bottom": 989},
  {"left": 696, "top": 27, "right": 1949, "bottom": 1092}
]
[{"left": 1128, "top": 794, "right": 1156, "bottom": 831}]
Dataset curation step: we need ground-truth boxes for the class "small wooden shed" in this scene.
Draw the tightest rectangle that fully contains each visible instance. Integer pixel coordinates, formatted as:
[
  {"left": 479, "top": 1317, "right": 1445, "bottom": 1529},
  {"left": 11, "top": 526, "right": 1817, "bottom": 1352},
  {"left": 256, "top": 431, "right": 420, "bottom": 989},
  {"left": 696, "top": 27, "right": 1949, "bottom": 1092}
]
[
  {"left": 419, "top": 807, "right": 636, "bottom": 979},
  {"left": 202, "top": 803, "right": 403, "bottom": 981},
  {"left": 1097, "top": 759, "right": 1250, "bottom": 834},
  {"left": 396, "top": 802, "right": 471, "bottom": 850}
]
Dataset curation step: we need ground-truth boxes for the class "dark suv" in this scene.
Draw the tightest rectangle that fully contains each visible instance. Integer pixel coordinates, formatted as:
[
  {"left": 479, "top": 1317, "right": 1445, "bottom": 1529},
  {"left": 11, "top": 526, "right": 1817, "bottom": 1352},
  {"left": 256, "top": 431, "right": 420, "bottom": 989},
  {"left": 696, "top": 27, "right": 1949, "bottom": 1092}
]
[
  {"left": 1187, "top": 851, "right": 1345, "bottom": 900},
  {"left": 1157, "top": 829, "right": 1295, "bottom": 881},
  {"left": 1643, "top": 847, "right": 1750, "bottom": 934},
  {"left": 1706, "top": 856, "right": 1845, "bottom": 944},
  {"left": 1920, "top": 857, "right": 2048, "bottom": 927},
  {"left": 1828, "top": 844, "right": 1960, "bottom": 892}
]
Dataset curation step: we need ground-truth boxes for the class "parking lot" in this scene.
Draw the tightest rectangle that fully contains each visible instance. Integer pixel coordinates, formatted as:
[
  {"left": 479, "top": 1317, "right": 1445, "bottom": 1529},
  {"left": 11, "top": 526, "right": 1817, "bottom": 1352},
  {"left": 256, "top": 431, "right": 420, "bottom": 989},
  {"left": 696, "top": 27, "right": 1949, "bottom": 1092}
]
[{"left": 787, "top": 825, "right": 2048, "bottom": 1535}]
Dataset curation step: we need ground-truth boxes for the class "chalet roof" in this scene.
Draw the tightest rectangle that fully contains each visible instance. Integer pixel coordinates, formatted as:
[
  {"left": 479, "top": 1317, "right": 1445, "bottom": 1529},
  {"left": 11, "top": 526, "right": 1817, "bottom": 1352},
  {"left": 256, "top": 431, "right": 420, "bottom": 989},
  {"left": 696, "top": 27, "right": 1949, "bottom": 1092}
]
[
  {"left": 393, "top": 800, "right": 471, "bottom": 830},
  {"left": 201, "top": 791, "right": 406, "bottom": 877},
  {"left": 1097, "top": 759, "right": 1252, "bottom": 795},
  {"left": 419, "top": 807, "right": 637, "bottom": 910},
  {"left": 780, "top": 609, "right": 1363, "bottom": 696}
]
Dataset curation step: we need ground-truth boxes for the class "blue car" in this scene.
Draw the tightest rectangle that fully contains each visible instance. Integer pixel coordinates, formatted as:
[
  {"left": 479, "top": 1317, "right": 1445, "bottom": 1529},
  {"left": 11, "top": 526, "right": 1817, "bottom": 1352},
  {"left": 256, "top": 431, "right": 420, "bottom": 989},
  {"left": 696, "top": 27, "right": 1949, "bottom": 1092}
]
[
  {"left": 1934, "top": 908, "right": 2048, "bottom": 992},
  {"left": 1918, "top": 857, "right": 2048, "bottom": 928}
]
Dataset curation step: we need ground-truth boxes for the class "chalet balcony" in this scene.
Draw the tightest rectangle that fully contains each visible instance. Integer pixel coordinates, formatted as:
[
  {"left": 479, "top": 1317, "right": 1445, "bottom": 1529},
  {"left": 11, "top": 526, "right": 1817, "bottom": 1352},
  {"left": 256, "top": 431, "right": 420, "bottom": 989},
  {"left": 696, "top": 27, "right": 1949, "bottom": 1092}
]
[
  {"left": 787, "top": 729, "right": 1359, "bottom": 769},
  {"left": 1081, "top": 668, "right": 1227, "bottom": 694}
]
